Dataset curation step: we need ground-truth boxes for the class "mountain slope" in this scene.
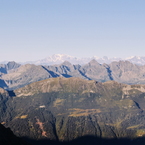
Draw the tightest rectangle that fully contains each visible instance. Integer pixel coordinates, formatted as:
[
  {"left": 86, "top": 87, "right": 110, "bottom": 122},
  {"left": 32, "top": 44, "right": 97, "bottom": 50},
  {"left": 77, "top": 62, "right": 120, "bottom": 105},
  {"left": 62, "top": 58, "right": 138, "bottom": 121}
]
[
  {"left": 0, "top": 61, "right": 20, "bottom": 75},
  {"left": 0, "top": 123, "right": 30, "bottom": 145},
  {"left": 1, "top": 64, "right": 58, "bottom": 90},
  {"left": 109, "top": 61, "right": 145, "bottom": 84},
  {"left": 79, "top": 59, "right": 110, "bottom": 81},
  {"left": 1, "top": 77, "right": 145, "bottom": 142}
]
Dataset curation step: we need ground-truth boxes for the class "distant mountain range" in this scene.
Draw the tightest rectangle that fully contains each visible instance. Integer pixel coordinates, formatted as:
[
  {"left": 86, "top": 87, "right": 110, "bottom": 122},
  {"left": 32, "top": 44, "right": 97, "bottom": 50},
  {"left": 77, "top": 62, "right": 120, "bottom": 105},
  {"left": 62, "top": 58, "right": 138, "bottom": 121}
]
[
  {"left": 2, "top": 54, "right": 145, "bottom": 65},
  {"left": 1, "top": 60, "right": 145, "bottom": 90},
  {"left": 27, "top": 54, "right": 145, "bottom": 65}
]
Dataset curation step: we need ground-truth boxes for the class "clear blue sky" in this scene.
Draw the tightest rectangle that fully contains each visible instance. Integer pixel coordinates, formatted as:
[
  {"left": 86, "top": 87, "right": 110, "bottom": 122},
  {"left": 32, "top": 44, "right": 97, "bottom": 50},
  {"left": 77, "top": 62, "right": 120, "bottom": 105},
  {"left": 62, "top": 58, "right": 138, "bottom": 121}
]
[{"left": 0, "top": 0, "right": 145, "bottom": 62}]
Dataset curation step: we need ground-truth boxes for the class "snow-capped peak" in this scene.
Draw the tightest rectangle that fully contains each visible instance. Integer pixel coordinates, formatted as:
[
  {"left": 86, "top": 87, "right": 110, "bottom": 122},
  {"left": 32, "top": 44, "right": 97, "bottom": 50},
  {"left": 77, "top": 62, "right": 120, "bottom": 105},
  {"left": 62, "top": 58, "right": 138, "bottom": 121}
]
[
  {"left": 26, "top": 54, "right": 145, "bottom": 66},
  {"left": 126, "top": 56, "right": 135, "bottom": 60}
]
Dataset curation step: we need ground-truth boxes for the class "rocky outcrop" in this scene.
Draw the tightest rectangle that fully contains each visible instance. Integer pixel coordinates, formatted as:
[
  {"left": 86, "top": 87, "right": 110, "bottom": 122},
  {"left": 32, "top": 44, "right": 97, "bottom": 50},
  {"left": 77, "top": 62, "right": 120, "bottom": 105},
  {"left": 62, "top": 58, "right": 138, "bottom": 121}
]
[{"left": 0, "top": 61, "right": 20, "bottom": 74}]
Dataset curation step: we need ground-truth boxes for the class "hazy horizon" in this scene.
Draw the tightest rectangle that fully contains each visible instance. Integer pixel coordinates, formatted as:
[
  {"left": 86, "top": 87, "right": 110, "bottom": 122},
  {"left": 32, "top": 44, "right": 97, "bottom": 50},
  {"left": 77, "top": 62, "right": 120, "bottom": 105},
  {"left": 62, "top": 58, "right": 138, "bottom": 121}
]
[{"left": 1, "top": 54, "right": 145, "bottom": 65}]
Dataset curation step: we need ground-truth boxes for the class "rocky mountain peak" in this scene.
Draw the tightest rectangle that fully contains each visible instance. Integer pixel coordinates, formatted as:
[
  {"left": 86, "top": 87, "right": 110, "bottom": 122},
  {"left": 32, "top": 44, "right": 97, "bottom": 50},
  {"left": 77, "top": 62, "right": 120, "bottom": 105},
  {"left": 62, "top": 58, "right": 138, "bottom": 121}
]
[
  {"left": 88, "top": 59, "right": 100, "bottom": 66},
  {"left": 61, "top": 61, "right": 72, "bottom": 66},
  {"left": 6, "top": 61, "right": 21, "bottom": 70}
]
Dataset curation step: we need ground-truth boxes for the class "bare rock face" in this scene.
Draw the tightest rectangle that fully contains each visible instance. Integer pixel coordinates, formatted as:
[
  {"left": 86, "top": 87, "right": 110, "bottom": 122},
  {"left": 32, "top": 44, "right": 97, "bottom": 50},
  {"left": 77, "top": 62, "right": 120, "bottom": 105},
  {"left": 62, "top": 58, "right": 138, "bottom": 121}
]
[
  {"left": 80, "top": 59, "right": 110, "bottom": 81},
  {"left": 45, "top": 60, "right": 86, "bottom": 79},
  {"left": 0, "top": 61, "right": 21, "bottom": 74},
  {"left": 1, "top": 64, "right": 58, "bottom": 90},
  {"left": 6, "top": 61, "right": 21, "bottom": 72},
  {"left": 109, "top": 61, "right": 145, "bottom": 84}
]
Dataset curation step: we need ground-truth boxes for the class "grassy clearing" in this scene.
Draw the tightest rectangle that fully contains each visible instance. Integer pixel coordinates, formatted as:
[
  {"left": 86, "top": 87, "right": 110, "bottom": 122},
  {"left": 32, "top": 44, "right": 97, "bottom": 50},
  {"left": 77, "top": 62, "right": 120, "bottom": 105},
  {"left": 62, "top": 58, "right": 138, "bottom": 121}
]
[
  {"left": 69, "top": 108, "right": 101, "bottom": 117},
  {"left": 127, "top": 124, "right": 140, "bottom": 129},
  {"left": 136, "top": 129, "right": 145, "bottom": 137},
  {"left": 53, "top": 98, "right": 65, "bottom": 107},
  {"left": 20, "top": 115, "right": 28, "bottom": 119}
]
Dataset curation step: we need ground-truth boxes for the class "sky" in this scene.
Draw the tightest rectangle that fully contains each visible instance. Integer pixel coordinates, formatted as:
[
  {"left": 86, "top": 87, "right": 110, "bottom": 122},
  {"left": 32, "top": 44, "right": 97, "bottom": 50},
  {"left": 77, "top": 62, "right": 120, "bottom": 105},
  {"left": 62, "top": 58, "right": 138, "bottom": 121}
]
[{"left": 0, "top": 0, "right": 145, "bottom": 62}]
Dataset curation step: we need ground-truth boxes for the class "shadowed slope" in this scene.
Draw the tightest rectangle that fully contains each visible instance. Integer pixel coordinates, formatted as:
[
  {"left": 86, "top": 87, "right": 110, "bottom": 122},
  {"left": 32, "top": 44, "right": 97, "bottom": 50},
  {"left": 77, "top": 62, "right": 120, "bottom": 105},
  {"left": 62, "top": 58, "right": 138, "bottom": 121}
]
[{"left": 0, "top": 123, "right": 30, "bottom": 145}]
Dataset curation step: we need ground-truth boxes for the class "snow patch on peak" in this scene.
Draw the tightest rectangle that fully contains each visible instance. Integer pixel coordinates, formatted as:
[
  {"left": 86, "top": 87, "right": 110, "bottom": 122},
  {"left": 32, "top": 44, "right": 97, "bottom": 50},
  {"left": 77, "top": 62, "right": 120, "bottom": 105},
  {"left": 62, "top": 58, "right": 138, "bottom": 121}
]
[
  {"left": 25, "top": 54, "right": 145, "bottom": 66},
  {"left": 93, "top": 56, "right": 100, "bottom": 59},
  {"left": 126, "top": 56, "right": 135, "bottom": 60}
]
